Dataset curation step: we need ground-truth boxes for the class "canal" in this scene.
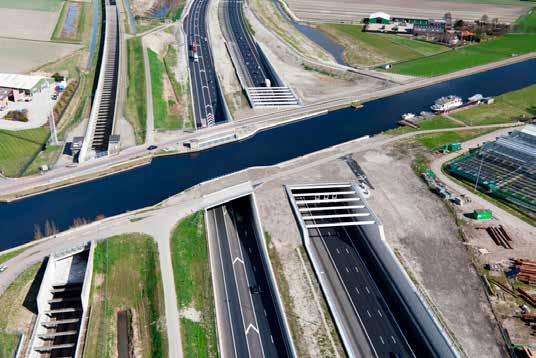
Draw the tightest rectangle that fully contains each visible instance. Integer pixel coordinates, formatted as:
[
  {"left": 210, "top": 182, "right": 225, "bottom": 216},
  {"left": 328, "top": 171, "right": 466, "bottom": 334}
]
[{"left": 1, "top": 59, "right": 535, "bottom": 250}]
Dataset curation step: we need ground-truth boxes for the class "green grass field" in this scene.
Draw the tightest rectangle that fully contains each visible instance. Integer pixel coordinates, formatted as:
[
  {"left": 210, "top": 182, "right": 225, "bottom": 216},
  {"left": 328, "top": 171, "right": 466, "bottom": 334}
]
[
  {"left": 452, "top": 84, "right": 536, "bottom": 125},
  {"left": 415, "top": 128, "right": 496, "bottom": 150},
  {"left": 392, "top": 34, "right": 536, "bottom": 77},
  {"left": 126, "top": 38, "right": 147, "bottom": 143},
  {"left": 318, "top": 24, "right": 448, "bottom": 66},
  {"left": 170, "top": 212, "right": 218, "bottom": 358},
  {"left": 85, "top": 234, "right": 168, "bottom": 358},
  {"left": 387, "top": 116, "right": 462, "bottom": 136},
  {"left": 163, "top": 45, "right": 188, "bottom": 129},
  {"left": 0, "top": 263, "right": 41, "bottom": 357},
  {"left": 0, "top": 128, "right": 50, "bottom": 177},
  {"left": 0, "top": 0, "right": 63, "bottom": 11},
  {"left": 514, "top": 8, "right": 536, "bottom": 33}
]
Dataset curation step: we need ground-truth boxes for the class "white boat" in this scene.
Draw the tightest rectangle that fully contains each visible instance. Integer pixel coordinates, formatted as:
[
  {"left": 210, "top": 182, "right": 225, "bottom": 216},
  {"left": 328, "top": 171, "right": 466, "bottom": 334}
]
[
  {"left": 401, "top": 113, "right": 415, "bottom": 120},
  {"left": 431, "top": 95, "right": 463, "bottom": 112}
]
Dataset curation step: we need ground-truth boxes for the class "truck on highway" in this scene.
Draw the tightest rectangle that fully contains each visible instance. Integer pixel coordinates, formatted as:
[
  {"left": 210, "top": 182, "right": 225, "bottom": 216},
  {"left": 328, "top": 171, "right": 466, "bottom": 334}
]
[{"left": 191, "top": 42, "right": 199, "bottom": 62}]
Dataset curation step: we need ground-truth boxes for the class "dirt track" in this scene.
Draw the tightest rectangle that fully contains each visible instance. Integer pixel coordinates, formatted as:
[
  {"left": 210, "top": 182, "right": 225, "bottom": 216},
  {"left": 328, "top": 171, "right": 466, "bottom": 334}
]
[{"left": 286, "top": 0, "right": 531, "bottom": 23}]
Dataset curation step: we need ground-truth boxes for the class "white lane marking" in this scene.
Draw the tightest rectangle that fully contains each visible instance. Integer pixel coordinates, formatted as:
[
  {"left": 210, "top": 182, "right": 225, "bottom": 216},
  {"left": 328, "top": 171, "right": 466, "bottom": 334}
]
[
  {"left": 233, "top": 257, "right": 244, "bottom": 265},
  {"left": 355, "top": 287, "right": 360, "bottom": 295},
  {"left": 354, "top": 266, "right": 359, "bottom": 273},
  {"left": 391, "top": 336, "right": 397, "bottom": 344},
  {"left": 245, "top": 324, "right": 259, "bottom": 335},
  {"left": 270, "top": 335, "right": 274, "bottom": 343},
  {"left": 367, "top": 310, "right": 372, "bottom": 318},
  {"left": 365, "top": 286, "right": 370, "bottom": 294},
  {"left": 380, "top": 336, "right": 385, "bottom": 345},
  {"left": 336, "top": 248, "right": 340, "bottom": 254},
  {"left": 345, "top": 248, "right": 350, "bottom": 254},
  {"left": 378, "top": 310, "right": 383, "bottom": 317},
  {"left": 345, "top": 267, "right": 349, "bottom": 273}
]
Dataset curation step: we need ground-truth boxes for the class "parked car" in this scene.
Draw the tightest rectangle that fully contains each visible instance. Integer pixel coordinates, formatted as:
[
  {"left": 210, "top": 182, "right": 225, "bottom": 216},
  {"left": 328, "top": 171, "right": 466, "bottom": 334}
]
[
  {"left": 0, "top": 266, "right": 7, "bottom": 273},
  {"left": 51, "top": 94, "right": 58, "bottom": 100},
  {"left": 147, "top": 145, "right": 158, "bottom": 151}
]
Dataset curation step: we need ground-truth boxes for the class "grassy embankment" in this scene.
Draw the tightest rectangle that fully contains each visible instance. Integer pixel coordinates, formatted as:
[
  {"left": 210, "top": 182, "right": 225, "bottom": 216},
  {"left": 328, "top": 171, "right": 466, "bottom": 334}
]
[
  {"left": 391, "top": 9, "right": 536, "bottom": 77},
  {"left": 51, "top": 1, "right": 88, "bottom": 42},
  {"left": 0, "top": 128, "right": 50, "bottom": 177},
  {"left": 317, "top": 24, "right": 448, "bottom": 67},
  {"left": 85, "top": 234, "right": 168, "bottom": 358},
  {"left": 0, "top": 263, "right": 42, "bottom": 357},
  {"left": 126, "top": 38, "right": 147, "bottom": 143},
  {"left": 148, "top": 49, "right": 183, "bottom": 130},
  {"left": 170, "top": 212, "right": 218, "bottom": 358},
  {"left": 163, "top": 44, "right": 192, "bottom": 129}
]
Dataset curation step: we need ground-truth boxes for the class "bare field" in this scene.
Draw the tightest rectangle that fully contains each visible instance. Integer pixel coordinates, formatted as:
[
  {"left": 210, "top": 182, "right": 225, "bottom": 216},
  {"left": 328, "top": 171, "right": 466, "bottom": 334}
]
[
  {"left": 0, "top": 38, "right": 81, "bottom": 73},
  {"left": 0, "top": 8, "right": 58, "bottom": 40},
  {"left": 286, "top": 0, "right": 531, "bottom": 23}
]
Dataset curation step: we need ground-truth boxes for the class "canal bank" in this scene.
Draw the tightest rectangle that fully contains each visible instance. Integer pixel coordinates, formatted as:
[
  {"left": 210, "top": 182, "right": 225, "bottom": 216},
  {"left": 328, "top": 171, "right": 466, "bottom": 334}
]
[{"left": 0, "top": 58, "right": 535, "bottom": 250}]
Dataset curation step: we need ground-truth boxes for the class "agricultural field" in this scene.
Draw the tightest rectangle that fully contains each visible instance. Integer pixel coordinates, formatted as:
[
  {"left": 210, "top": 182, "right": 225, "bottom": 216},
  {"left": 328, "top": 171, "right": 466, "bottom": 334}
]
[
  {"left": 318, "top": 24, "right": 448, "bottom": 66},
  {"left": 452, "top": 84, "right": 536, "bottom": 125},
  {"left": 85, "top": 234, "right": 168, "bottom": 358},
  {"left": 170, "top": 212, "right": 218, "bottom": 358},
  {"left": 391, "top": 34, "right": 536, "bottom": 76},
  {"left": 51, "top": 1, "right": 89, "bottom": 42},
  {"left": 0, "top": 128, "right": 50, "bottom": 177},
  {"left": 0, "top": 0, "right": 63, "bottom": 12},
  {"left": 285, "top": 0, "right": 531, "bottom": 23},
  {"left": 0, "top": 263, "right": 43, "bottom": 358},
  {"left": 126, "top": 38, "right": 147, "bottom": 143},
  {"left": 0, "top": 9, "right": 58, "bottom": 41}
]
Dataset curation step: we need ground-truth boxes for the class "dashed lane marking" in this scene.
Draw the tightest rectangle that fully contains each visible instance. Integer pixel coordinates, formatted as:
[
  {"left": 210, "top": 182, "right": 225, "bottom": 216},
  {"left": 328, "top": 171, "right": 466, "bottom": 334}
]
[{"left": 232, "top": 257, "right": 244, "bottom": 265}]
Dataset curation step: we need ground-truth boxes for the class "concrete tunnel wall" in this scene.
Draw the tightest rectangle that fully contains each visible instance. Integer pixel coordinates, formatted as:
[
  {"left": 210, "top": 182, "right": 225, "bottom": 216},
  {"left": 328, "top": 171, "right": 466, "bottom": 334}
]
[{"left": 356, "top": 185, "right": 460, "bottom": 358}]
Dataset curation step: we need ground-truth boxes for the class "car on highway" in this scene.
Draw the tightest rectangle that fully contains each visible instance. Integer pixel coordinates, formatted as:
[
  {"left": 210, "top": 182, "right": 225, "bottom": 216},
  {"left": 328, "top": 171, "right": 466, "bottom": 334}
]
[
  {"left": 250, "top": 285, "right": 262, "bottom": 294},
  {"left": 147, "top": 145, "right": 158, "bottom": 151},
  {"left": 358, "top": 182, "right": 370, "bottom": 198},
  {"left": 0, "top": 266, "right": 7, "bottom": 272}
]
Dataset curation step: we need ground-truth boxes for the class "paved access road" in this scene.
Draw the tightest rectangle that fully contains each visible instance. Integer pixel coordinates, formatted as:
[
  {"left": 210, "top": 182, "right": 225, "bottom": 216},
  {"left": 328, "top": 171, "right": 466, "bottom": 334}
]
[
  {"left": 207, "top": 197, "right": 292, "bottom": 357},
  {"left": 223, "top": 0, "right": 277, "bottom": 87},
  {"left": 184, "top": 0, "right": 225, "bottom": 128}
]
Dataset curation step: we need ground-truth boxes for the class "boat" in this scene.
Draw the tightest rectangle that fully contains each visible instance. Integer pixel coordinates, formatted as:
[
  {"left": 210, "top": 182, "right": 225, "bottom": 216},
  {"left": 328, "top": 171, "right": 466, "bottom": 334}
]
[
  {"left": 468, "top": 94, "right": 483, "bottom": 103},
  {"left": 430, "top": 95, "right": 463, "bottom": 112},
  {"left": 401, "top": 113, "right": 415, "bottom": 120}
]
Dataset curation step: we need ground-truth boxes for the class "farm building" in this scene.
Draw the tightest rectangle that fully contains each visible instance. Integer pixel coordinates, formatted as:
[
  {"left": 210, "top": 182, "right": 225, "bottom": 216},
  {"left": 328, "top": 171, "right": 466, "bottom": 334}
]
[
  {"left": 368, "top": 12, "right": 391, "bottom": 24},
  {"left": 392, "top": 17, "right": 429, "bottom": 25},
  {"left": 0, "top": 88, "right": 8, "bottom": 109},
  {"left": 449, "top": 123, "right": 536, "bottom": 215},
  {"left": 0, "top": 73, "right": 50, "bottom": 101}
]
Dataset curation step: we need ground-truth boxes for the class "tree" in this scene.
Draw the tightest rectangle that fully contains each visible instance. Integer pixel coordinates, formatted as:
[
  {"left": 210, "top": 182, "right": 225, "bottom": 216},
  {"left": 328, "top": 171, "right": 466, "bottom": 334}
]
[
  {"left": 481, "top": 14, "right": 489, "bottom": 23},
  {"left": 444, "top": 12, "right": 453, "bottom": 27},
  {"left": 454, "top": 19, "right": 464, "bottom": 30}
]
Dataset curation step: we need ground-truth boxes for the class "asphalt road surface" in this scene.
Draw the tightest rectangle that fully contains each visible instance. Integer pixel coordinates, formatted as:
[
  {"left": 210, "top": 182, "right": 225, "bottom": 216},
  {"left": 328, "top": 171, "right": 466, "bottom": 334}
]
[
  {"left": 184, "top": 0, "right": 226, "bottom": 128},
  {"left": 304, "top": 206, "right": 415, "bottom": 357},
  {"left": 207, "top": 197, "right": 292, "bottom": 357},
  {"left": 223, "top": 0, "right": 278, "bottom": 88}
]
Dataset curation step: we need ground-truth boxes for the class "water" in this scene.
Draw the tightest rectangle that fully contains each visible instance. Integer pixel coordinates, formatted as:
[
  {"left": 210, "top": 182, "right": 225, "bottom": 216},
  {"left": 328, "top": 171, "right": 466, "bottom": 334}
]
[
  {"left": 271, "top": 0, "right": 347, "bottom": 65},
  {"left": 1, "top": 60, "right": 535, "bottom": 250},
  {"left": 63, "top": 4, "right": 80, "bottom": 36}
]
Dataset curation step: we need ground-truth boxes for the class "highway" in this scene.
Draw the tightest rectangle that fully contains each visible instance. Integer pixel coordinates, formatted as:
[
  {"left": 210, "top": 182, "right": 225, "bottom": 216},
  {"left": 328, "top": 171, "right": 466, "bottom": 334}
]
[
  {"left": 298, "top": 194, "right": 415, "bottom": 357},
  {"left": 184, "top": 0, "right": 226, "bottom": 128},
  {"left": 222, "top": 0, "right": 278, "bottom": 87},
  {"left": 207, "top": 197, "right": 293, "bottom": 357}
]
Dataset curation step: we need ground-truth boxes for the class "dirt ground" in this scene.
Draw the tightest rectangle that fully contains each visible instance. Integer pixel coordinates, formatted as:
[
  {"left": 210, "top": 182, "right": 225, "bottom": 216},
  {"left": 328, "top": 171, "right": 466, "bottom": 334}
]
[
  {"left": 355, "top": 142, "right": 506, "bottom": 357},
  {"left": 130, "top": 0, "right": 156, "bottom": 16},
  {"left": 286, "top": 0, "right": 532, "bottom": 24},
  {"left": 0, "top": 8, "right": 58, "bottom": 40},
  {"left": 0, "top": 38, "right": 81, "bottom": 74},
  {"left": 244, "top": 2, "right": 389, "bottom": 104}
]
